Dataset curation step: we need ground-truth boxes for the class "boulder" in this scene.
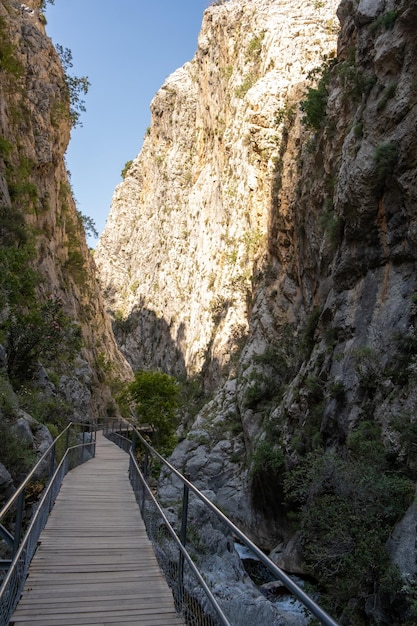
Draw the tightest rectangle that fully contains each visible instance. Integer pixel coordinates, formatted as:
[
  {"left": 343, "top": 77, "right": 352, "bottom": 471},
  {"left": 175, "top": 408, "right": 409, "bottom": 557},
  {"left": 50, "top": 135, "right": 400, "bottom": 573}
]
[
  {"left": 0, "top": 463, "right": 14, "bottom": 500},
  {"left": 11, "top": 416, "right": 34, "bottom": 447}
]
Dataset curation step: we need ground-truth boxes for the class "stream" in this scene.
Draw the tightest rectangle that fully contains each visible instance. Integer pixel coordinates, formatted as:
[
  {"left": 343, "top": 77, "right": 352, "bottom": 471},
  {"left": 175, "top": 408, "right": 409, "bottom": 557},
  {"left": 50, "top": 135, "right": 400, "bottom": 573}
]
[{"left": 234, "top": 543, "right": 311, "bottom": 623}]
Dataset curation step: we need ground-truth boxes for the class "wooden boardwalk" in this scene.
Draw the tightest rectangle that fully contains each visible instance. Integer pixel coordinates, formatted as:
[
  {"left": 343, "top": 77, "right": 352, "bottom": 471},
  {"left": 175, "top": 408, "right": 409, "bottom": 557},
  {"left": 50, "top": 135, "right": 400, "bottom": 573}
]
[{"left": 11, "top": 432, "right": 183, "bottom": 626}]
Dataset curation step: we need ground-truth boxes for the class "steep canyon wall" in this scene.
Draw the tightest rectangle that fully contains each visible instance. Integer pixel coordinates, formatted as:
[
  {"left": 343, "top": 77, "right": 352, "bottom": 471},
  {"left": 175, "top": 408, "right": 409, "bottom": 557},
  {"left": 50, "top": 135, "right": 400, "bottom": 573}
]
[
  {"left": 96, "top": 0, "right": 340, "bottom": 383},
  {"left": 0, "top": 0, "right": 130, "bottom": 493},
  {"left": 97, "top": 0, "right": 417, "bottom": 622}
]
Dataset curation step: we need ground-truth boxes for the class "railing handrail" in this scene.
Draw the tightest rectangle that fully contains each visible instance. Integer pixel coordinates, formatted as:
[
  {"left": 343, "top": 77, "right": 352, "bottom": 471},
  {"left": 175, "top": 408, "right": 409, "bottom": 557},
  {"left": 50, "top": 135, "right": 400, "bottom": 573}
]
[
  {"left": 0, "top": 427, "right": 96, "bottom": 624},
  {"left": 129, "top": 452, "right": 231, "bottom": 626},
  {"left": 0, "top": 421, "right": 95, "bottom": 521},
  {"left": 106, "top": 418, "right": 340, "bottom": 626},
  {"left": 0, "top": 440, "right": 93, "bottom": 598}
]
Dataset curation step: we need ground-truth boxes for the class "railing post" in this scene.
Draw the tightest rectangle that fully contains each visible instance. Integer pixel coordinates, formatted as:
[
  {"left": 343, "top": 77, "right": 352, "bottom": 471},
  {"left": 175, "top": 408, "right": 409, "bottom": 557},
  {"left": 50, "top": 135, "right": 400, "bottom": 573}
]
[
  {"left": 12, "top": 490, "right": 25, "bottom": 556},
  {"left": 48, "top": 442, "right": 56, "bottom": 512},
  {"left": 177, "top": 482, "right": 189, "bottom": 611},
  {"left": 139, "top": 448, "right": 150, "bottom": 518},
  {"left": 49, "top": 441, "right": 56, "bottom": 478},
  {"left": 143, "top": 448, "right": 149, "bottom": 480}
]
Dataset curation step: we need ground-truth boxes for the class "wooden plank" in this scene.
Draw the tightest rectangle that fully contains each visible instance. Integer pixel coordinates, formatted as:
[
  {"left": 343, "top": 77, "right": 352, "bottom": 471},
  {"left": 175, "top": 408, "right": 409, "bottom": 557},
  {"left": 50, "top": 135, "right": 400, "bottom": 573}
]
[{"left": 11, "top": 432, "right": 183, "bottom": 626}]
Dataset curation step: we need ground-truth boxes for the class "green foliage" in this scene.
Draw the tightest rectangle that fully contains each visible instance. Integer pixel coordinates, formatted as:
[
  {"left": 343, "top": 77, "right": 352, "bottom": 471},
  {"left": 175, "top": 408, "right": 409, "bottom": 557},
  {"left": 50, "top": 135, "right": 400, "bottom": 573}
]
[
  {"left": 0, "top": 376, "right": 18, "bottom": 420},
  {"left": 353, "top": 122, "right": 363, "bottom": 138},
  {"left": 244, "top": 369, "right": 281, "bottom": 408},
  {"left": 121, "top": 160, "right": 133, "bottom": 179},
  {"left": 274, "top": 103, "right": 296, "bottom": 127},
  {"left": 251, "top": 440, "right": 284, "bottom": 476},
  {"left": 377, "top": 82, "right": 397, "bottom": 111},
  {"left": 125, "top": 370, "right": 181, "bottom": 455},
  {"left": 3, "top": 297, "right": 82, "bottom": 386},
  {"left": 55, "top": 45, "right": 90, "bottom": 128},
  {"left": 284, "top": 427, "right": 414, "bottom": 622},
  {"left": 78, "top": 211, "right": 98, "bottom": 239},
  {"left": 0, "top": 136, "right": 12, "bottom": 158},
  {"left": 319, "top": 210, "right": 344, "bottom": 247},
  {"left": 370, "top": 10, "right": 398, "bottom": 32},
  {"left": 390, "top": 324, "right": 417, "bottom": 386},
  {"left": 353, "top": 346, "right": 382, "bottom": 391},
  {"left": 0, "top": 417, "right": 36, "bottom": 481},
  {"left": 392, "top": 413, "right": 417, "bottom": 479},
  {"left": 6, "top": 156, "right": 39, "bottom": 212},
  {"left": 0, "top": 246, "right": 38, "bottom": 310},
  {"left": 300, "top": 57, "right": 336, "bottom": 130},
  {"left": 0, "top": 203, "right": 28, "bottom": 247},
  {"left": 301, "top": 307, "right": 321, "bottom": 358},
  {"left": 337, "top": 48, "right": 377, "bottom": 102},
  {"left": 235, "top": 71, "right": 257, "bottom": 98},
  {"left": 210, "top": 295, "right": 233, "bottom": 326},
  {"left": 18, "top": 388, "right": 72, "bottom": 432},
  {"left": 0, "top": 17, "right": 24, "bottom": 78},
  {"left": 0, "top": 198, "right": 38, "bottom": 311},
  {"left": 374, "top": 141, "right": 399, "bottom": 185},
  {"left": 62, "top": 209, "right": 89, "bottom": 285},
  {"left": 246, "top": 32, "right": 265, "bottom": 60}
]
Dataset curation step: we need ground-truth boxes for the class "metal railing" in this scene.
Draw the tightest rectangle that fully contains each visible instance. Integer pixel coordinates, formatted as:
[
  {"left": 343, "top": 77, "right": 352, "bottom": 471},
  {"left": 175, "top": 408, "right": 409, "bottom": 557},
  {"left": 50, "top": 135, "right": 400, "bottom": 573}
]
[
  {"left": 104, "top": 420, "right": 339, "bottom": 626},
  {"left": 0, "top": 421, "right": 96, "bottom": 625}
]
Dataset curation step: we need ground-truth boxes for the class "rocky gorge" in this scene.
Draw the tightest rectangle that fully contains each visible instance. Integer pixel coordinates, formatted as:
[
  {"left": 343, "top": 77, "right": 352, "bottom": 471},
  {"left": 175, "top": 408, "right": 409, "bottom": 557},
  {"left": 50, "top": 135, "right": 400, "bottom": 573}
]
[
  {"left": 0, "top": 0, "right": 417, "bottom": 623},
  {"left": 96, "top": 0, "right": 417, "bottom": 623}
]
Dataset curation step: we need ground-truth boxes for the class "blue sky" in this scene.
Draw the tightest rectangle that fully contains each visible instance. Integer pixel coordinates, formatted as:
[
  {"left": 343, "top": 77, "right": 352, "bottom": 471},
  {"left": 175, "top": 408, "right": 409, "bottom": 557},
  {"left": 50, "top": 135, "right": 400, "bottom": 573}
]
[{"left": 45, "top": 1, "right": 209, "bottom": 246}]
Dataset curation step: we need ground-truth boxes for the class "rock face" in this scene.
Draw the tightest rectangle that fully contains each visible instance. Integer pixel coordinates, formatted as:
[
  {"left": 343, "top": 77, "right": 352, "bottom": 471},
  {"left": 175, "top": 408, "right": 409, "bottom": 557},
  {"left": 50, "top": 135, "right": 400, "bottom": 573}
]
[
  {"left": 96, "top": 0, "right": 340, "bottom": 382},
  {"left": 0, "top": 0, "right": 131, "bottom": 502},
  {"left": 0, "top": 0, "right": 131, "bottom": 415},
  {"left": 97, "top": 0, "right": 417, "bottom": 621}
]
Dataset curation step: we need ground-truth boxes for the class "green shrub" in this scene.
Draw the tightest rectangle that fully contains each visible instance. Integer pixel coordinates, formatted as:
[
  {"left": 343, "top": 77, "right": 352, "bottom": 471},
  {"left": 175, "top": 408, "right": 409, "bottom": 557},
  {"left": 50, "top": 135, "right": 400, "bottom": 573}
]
[
  {"left": 301, "top": 307, "right": 321, "bottom": 358},
  {"left": 300, "top": 57, "right": 336, "bottom": 130},
  {"left": 274, "top": 103, "right": 296, "bottom": 127},
  {"left": 246, "top": 32, "right": 265, "bottom": 60},
  {"left": 374, "top": 141, "right": 398, "bottom": 185},
  {"left": 0, "top": 136, "right": 12, "bottom": 157},
  {"left": 235, "top": 71, "right": 257, "bottom": 98},
  {"left": 0, "top": 18, "right": 24, "bottom": 78},
  {"left": 251, "top": 440, "right": 284, "bottom": 476},
  {"left": 370, "top": 10, "right": 398, "bottom": 32},
  {"left": 55, "top": 45, "right": 90, "bottom": 128},
  {"left": 121, "top": 160, "right": 133, "bottom": 179},
  {"left": 285, "top": 443, "right": 414, "bottom": 621},
  {"left": 3, "top": 297, "right": 82, "bottom": 385},
  {"left": 353, "top": 346, "right": 382, "bottom": 391},
  {"left": 18, "top": 390, "right": 72, "bottom": 431},
  {"left": 377, "top": 82, "right": 397, "bottom": 111},
  {"left": 123, "top": 370, "right": 181, "bottom": 455},
  {"left": 244, "top": 370, "right": 280, "bottom": 408},
  {"left": 0, "top": 418, "right": 35, "bottom": 481},
  {"left": 319, "top": 211, "right": 344, "bottom": 247},
  {"left": 78, "top": 211, "right": 98, "bottom": 239}
]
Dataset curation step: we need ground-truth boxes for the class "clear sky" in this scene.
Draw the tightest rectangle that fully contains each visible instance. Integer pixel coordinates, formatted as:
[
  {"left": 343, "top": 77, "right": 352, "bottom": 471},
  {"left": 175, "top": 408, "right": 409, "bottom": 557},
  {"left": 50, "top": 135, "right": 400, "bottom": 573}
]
[{"left": 45, "top": 1, "right": 209, "bottom": 247}]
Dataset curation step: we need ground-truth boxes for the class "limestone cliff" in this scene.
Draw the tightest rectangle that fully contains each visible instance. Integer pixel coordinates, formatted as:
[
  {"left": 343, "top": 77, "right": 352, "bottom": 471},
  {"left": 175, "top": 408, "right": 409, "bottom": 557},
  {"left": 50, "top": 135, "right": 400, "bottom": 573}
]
[
  {"left": 97, "top": 0, "right": 417, "bottom": 622},
  {"left": 96, "top": 0, "right": 340, "bottom": 382},
  {"left": 0, "top": 0, "right": 131, "bottom": 488}
]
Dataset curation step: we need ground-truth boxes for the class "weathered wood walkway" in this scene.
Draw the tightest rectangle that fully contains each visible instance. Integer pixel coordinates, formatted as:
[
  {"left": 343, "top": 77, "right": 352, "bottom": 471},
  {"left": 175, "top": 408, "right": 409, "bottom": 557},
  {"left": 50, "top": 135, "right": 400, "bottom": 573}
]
[{"left": 11, "top": 432, "right": 183, "bottom": 626}]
